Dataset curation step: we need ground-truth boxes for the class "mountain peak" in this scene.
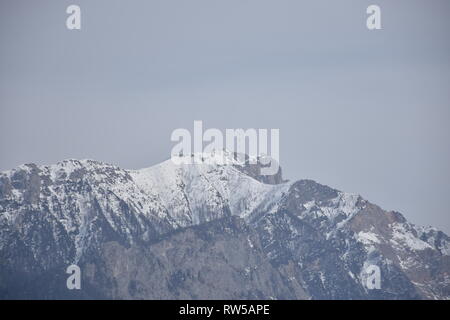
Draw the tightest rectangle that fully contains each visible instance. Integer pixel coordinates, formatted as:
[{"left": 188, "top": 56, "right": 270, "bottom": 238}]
[{"left": 167, "top": 149, "right": 285, "bottom": 185}]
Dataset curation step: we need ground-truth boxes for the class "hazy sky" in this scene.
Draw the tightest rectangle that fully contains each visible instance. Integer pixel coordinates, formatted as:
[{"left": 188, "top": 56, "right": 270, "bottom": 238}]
[{"left": 1, "top": 0, "right": 449, "bottom": 232}]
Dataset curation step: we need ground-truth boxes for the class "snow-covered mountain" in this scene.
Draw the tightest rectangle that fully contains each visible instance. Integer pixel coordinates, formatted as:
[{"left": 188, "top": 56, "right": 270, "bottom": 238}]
[{"left": 1, "top": 152, "right": 449, "bottom": 299}]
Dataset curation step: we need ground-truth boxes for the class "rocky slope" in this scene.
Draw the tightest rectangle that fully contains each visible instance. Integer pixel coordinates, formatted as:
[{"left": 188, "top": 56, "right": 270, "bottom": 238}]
[{"left": 0, "top": 152, "right": 449, "bottom": 299}]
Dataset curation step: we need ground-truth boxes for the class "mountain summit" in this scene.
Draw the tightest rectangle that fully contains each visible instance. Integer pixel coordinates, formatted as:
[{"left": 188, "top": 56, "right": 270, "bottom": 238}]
[{"left": 0, "top": 156, "right": 449, "bottom": 299}]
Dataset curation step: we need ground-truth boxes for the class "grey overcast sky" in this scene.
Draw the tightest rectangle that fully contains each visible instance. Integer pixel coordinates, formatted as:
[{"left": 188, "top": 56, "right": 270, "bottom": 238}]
[{"left": 1, "top": 0, "right": 449, "bottom": 232}]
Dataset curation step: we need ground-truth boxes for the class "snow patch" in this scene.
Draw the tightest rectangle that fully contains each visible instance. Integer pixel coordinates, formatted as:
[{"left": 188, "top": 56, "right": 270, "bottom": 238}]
[
  {"left": 357, "top": 231, "right": 381, "bottom": 245},
  {"left": 390, "top": 223, "right": 433, "bottom": 251}
]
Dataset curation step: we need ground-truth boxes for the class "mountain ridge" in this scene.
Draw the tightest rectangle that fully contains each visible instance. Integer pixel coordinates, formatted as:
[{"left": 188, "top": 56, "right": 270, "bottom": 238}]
[{"left": 1, "top": 155, "right": 449, "bottom": 299}]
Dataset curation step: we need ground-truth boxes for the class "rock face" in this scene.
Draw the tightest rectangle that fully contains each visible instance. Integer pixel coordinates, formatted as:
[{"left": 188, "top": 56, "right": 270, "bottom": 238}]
[{"left": 0, "top": 152, "right": 449, "bottom": 299}]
